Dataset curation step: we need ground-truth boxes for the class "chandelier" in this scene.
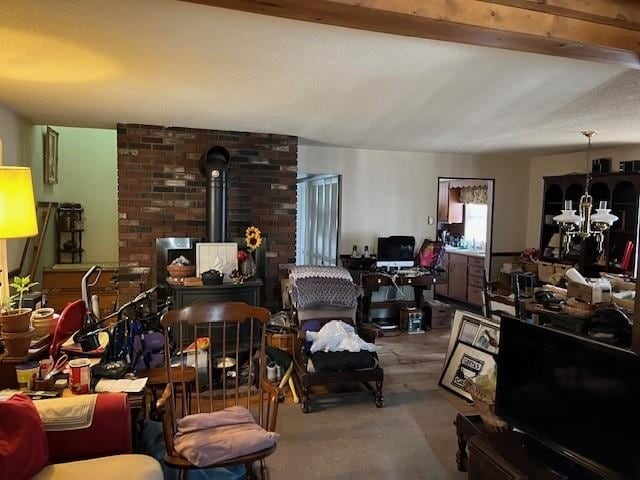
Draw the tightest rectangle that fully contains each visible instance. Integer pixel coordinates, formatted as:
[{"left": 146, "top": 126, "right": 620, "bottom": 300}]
[{"left": 553, "top": 131, "right": 618, "bottom": 254}]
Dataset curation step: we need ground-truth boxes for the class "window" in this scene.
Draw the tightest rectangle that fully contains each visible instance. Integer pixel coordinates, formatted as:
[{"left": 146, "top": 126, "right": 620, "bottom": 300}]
[
  {"left": 296, "top": 175, "right": 340, "bottom": 265},
  {"left": 464, "top": 203, "right": 488, "bottom": 244}
]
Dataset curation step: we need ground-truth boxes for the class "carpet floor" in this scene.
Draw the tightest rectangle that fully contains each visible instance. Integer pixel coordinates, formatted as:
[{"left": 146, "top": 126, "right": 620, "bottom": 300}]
[{"left": 266, "top": 329, "right": 474, "bottom": 479}]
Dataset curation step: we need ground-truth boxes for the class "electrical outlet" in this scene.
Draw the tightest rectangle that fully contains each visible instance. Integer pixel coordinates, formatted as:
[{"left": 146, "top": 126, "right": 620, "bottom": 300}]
[{"left": 427, "top": 216, "right": 434, "bottom": 225}]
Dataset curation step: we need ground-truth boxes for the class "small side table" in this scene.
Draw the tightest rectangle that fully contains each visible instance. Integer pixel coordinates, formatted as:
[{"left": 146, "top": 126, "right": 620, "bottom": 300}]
[{"left": 455, "top": 413, "right": 487, "bottom": 472}]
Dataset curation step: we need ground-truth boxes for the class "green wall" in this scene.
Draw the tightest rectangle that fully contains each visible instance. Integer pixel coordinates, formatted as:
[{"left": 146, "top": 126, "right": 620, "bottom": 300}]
[{"left": 31, "top": 126, "right": 118, "bottom": 268}]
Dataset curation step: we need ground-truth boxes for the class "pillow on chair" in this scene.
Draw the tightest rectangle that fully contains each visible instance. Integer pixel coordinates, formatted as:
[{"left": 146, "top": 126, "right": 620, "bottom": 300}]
[
  {"left": 174, "top": 406, "right": 278, "bottom": 467},
  {"left": 0, "top": 394, "right": 49, "bottom": 480}
]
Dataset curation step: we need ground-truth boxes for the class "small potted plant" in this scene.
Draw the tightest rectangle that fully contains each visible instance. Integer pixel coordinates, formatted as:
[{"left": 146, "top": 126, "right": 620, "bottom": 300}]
[{"left": 0, "top": 275, "right": 39, "bottom": 333}]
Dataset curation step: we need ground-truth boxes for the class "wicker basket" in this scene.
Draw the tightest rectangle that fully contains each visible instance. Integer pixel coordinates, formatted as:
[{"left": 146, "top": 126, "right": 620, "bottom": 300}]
[
  {"left": 464, "top": 379, "right": 508, "bottom": 432},
  {"left": 266, "top": 332, "right": 295, "bottom": 354},
  {"left": 167, "top": 264, "right": 196, "bottom": 280}
]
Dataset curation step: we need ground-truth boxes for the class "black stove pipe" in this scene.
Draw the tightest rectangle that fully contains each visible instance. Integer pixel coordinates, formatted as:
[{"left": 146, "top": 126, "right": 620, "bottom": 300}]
[{"left": 199, "top": 146, "right": 230, "bottom": 242}]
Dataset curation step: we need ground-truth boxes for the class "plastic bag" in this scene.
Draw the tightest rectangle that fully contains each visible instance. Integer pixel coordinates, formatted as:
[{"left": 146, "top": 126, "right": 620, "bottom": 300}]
[{"left": 306, "top": 320, "right": 377, "bottom": 353}]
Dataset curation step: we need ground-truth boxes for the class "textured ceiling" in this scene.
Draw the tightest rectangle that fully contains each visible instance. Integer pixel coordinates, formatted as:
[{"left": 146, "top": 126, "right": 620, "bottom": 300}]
[{"left": 1, "top": 0, "right": 638, "bottom": 154}]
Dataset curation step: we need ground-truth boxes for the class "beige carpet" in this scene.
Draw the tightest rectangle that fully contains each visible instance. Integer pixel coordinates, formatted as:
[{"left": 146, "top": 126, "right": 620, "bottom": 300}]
[{"left": 267, "top": 329, "right": 473, "bottom": 479}]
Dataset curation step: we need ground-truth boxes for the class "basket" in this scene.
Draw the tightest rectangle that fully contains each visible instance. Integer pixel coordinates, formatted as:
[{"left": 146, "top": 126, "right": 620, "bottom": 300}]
[
  {"left": 553, "top": 263, "right": 572, "bottom": 277},
  {"left": 167, "top": 264, "right": 196, "bottom": 280},
  {"left": 464, "top": 379, "right": 508, "bottom": 432},
  {"left": 613, "top": 297, "right": 635, "bottom": 314},
  {"left": 537, "top": 261, "right": 555, "bottom": 283},
  {"left": 266, "top": 332, "right": 295, "bottom": 354},
  {"left": 522, "top": 260, "right": 538, "bottom": 274}
]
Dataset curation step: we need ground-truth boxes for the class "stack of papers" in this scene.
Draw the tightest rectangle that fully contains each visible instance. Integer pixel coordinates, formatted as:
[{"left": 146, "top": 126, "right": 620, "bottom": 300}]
[{"left": 95, "top": 377, "right": 148, "bottom": 393}]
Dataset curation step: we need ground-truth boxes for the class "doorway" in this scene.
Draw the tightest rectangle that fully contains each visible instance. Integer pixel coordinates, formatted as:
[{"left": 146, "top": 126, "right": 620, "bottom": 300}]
[{"left": 436, "top": 177, "right": 495, "bottom": 278}]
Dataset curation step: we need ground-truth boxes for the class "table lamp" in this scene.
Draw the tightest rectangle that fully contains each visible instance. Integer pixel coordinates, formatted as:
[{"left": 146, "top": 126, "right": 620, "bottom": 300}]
[
  {"left": 547, "top": 233, "right": 561, "bottom": 258},
  {"left": 0, "top": 167, "right": 38, "bottom": 301}
]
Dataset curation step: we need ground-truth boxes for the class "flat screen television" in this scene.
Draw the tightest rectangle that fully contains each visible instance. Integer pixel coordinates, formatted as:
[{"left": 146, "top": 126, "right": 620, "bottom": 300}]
[
  {"left": 376, "top": 236, "right": 415, "bottom": 268},
  {"left": 496, "top": 316, "right": 640, "bottom": 478}
]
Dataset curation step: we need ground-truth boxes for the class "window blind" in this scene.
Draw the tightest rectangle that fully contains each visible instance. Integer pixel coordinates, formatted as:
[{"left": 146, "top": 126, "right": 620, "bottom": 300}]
[{"left": 296, "top": 175, "right": 340, "bottom": 265}]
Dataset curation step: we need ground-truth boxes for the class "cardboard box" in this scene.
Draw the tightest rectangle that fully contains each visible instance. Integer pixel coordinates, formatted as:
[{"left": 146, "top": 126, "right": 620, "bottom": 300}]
[{"left": 567, "top": 281, "right": 611, "bottom": 304}]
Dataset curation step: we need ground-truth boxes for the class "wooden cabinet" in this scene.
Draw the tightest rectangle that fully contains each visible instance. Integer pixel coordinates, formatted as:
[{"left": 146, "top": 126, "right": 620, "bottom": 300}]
[
  {"left": 448, "top": 253, "right": 468, "bottom": 302},
  {"left": 43, "top": 266, "right": 118, "bottom": 315},
  {"left": 437, "top": 253, "right": 485, "bottom": 307},
  {"left": 435, "top": 253, "right": 449, "bottom": 296},
  {"left": 468, "top": 433, "right": 568, "bottom": 480},
  {"left": 540, "top": 172, "right": 640, "bottom": 276},
  {"left": 438, "top": 182, "right": 464, "bottom": 224},
  {"left": 467, "top": 257, "right": 485, "bottom": 307}
]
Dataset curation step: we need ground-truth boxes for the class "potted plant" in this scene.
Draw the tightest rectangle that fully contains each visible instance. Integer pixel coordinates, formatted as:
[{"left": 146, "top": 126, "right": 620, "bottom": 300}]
[{"left": 0, "top": 275, "right": 38, "bottom": 333}]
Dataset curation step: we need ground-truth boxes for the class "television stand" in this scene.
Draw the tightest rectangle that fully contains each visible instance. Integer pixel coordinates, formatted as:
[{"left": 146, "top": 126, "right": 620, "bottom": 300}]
[{"left": 468, "top": 430, "right": 620, "bottom": 480}]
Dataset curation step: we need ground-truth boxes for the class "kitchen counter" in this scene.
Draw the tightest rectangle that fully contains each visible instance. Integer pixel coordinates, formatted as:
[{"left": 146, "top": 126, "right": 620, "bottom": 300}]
[{"left": 444, "top": 246, "right": 486, "bottom": 258}]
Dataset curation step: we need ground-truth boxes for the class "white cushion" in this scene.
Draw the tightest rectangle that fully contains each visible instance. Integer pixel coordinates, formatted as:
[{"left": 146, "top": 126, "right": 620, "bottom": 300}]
[{"left": 32, "top": 454, "right": 162, "bottom": 480}]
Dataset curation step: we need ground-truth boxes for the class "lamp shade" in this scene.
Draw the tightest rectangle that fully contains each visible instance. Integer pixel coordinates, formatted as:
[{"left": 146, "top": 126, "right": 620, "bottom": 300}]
[{"left": 0, "top": 167, "right": 38, "bottom": 239}]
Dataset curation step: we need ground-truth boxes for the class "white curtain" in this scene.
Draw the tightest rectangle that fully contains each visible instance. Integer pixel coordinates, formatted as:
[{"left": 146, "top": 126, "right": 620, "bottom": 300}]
[{"left": 296, "top": 175, "right": 340, "bottom": 265}]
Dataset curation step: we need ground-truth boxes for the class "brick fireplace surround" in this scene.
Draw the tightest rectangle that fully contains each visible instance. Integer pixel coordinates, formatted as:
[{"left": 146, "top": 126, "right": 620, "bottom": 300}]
[{"left": 117, "top": 124, "right": 297, "bottom": 310}]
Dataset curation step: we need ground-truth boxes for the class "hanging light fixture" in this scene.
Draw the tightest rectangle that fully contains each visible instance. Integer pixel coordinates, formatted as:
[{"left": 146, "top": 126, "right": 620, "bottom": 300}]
[{"left": 553, "top": 131, "right": 618, "bottom": 254}]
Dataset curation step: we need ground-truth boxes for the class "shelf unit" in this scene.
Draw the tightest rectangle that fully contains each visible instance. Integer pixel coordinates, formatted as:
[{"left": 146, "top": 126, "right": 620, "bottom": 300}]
[
  {"left": 56, "top": 203, "right": 84, "bottom": 264},
  {"left": 540, "top": 173, "right": 640, "bottom": 277}
]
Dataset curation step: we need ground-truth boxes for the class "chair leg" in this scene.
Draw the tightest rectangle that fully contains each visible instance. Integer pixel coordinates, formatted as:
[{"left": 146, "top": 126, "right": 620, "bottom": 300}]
[
  {"left": 179, "top": 469, "right": 189, "bottom": 480},
  {"left": 375, "top": 380, "right": 384, "bottom": 408},
  {"left": 260, "top": 459, "right": 269, "bottom": 480},
  {"left": 301, "top": 386, "right": 310, "bottom": 413},
  {"left": 245, "top": 462, "right": 256, "bottom": 479}
]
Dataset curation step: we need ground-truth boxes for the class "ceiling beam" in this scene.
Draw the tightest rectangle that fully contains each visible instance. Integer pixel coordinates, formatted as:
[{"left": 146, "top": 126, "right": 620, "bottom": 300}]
[{"left": 182, "top": 0, "right": 640, "bottom": 68}]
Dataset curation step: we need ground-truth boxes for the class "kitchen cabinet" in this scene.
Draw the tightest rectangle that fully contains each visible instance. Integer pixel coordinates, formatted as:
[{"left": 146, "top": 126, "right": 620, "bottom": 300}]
[
  {"left": 467, "top": 256, "right": 485, "bottom": 307},
  {"left": 438, "top": 182, "right": 464, "bottom": 224},
  {"left": 448, "top": 253, "right": 469, "bottom": 302},
  {"left": 435, "top": 253, "right": 449, "bottom": 296},
  {"left": 437, "top": 252, "right": 485, "bottom": 307}
]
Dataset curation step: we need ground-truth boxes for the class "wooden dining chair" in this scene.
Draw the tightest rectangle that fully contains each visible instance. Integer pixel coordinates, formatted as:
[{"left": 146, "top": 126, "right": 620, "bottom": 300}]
[
  {"left": 482, "top": 271, "right": 520, "bottom": 321},
  {"left": 156, "top": 302, "right": 279, "bottom": 480}
]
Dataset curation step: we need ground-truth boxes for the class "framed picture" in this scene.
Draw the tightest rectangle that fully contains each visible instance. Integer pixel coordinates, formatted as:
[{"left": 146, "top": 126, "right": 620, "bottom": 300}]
[
  {"left": 44, "top": 126, "right": 59, "bottom": 184},
  {"left": 439, "top": 342, "right": 496, "bottom": 401},
  {"left": 458, "top": 316, "right": 481, "bottom": 344},
  {"left": 444, "top": 310, "right": 499, "bottom": 366},
  {"left": 473, "top": 323, "right": 500, "bottom": 354}
]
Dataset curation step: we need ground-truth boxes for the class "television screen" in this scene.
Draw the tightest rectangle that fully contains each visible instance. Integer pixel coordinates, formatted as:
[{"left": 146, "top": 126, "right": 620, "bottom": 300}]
[
  {"left": 496, "top": 316, "right": 640, "bottom": 478},
  {"left": 376, "top": 236, "right": 415, "bottom": 268}
]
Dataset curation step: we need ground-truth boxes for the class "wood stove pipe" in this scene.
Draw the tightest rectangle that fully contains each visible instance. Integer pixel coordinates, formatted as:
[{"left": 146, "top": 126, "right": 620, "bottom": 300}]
[{"left": 199, "top": 146, "right": 230, "bottom": 242}]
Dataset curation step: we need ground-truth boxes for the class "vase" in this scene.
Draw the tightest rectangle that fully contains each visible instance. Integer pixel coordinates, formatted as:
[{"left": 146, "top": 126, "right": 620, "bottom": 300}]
[{"left": 241, "top": 252, "right": 256, "bottom": 277}]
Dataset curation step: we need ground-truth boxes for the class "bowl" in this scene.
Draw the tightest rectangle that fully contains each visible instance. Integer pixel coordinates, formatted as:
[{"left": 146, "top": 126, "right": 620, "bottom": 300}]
[{"left": 167, "top": 264, "right": 196, "bottom": 280}]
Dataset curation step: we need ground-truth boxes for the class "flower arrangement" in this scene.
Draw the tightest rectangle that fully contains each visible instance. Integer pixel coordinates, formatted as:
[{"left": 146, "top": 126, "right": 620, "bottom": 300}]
[{"left": 245, "top": 226, "right": 262, "bottom": 251}]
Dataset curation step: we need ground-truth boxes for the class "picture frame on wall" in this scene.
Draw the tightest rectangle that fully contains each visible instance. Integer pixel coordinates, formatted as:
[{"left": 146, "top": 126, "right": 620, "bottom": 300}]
[
  {"left": 439, "top": 342, "right": 496, "bottom": 401},
  {"left": 44, "top": 126, "right": 59, "bottom": 184}
]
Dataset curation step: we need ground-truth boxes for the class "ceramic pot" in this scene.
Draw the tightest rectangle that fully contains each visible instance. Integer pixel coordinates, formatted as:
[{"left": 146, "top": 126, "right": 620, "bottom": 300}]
[
  {"left": 0, "top": 308, "right": 32, "bottom": 333},
  {"left": 2, "top": 327, "right": 35, "bottom": 357},
  {"left": 201, "top": 269, "right": 224, "bottom": 285}
]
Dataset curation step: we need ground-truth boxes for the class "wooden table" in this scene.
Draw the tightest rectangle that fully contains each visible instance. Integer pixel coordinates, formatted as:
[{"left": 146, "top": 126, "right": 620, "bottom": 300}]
[
  {"left": 360, "top": 272, "right": 435, "bottom": 323},
  {"left": 0, "top": 342, "right": 50, "bottom": 389},
  {"left": 455, "top": 413, "right": 487, "bottom": 472},
  {"left": 521, "top": 300, "right": 591, "bottom": 335}
]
